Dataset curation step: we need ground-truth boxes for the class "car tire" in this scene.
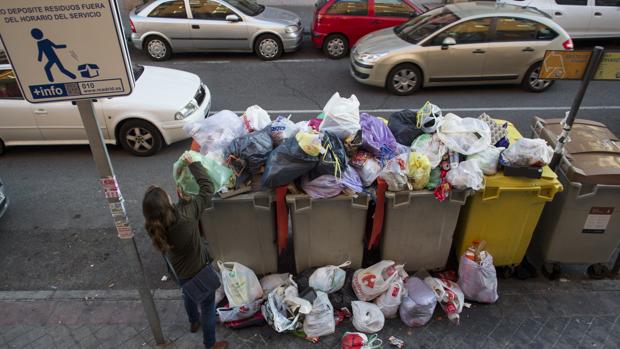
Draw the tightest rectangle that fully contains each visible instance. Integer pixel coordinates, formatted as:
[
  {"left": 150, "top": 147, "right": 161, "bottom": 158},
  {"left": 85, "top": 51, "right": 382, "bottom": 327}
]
[
  {"left": 523, "top": 62, "right": 554, "bottom": 92},
  {"left": 255, "top": 34, "right": 282, "bottom": 61},
  {"left": 119, "top": 120, "right": 163, "bottom": 157},
  {"left": 323, "top": 34, "right": 348, "bottom": 59},
  {"left": 386, "top": 63, "right": 422, "bottom": 96},
  {"left": 0, "top": 138, "right": 5, "bottom": 155},
  {"left": 144, "top": 36, "right": 172, "bottom": 61}
]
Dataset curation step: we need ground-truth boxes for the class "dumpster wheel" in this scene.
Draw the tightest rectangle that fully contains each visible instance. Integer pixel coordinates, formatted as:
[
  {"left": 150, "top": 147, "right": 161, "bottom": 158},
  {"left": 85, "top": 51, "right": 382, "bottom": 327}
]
[
  {"left": 587, "top": 263, "right": 610, "bottom": 280},
  {"left": 542, "top": 262, "right": 561, "bottom": 280},
  {"left": 515, "top": 257, "right": 538, "bottom": 280},
  {"left": 497, "top": 266, "right": 515, "bottom": 279}
]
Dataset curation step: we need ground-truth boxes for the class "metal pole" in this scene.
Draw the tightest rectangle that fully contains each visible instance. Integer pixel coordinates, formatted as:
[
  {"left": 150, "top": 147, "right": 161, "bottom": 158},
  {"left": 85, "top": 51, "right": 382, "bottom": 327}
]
[
  {"left": 549, "top": 46, "right": 605, "bottom": 170},
  {"left": 76, "top": 99, "right": 165, "bottom": 345}
]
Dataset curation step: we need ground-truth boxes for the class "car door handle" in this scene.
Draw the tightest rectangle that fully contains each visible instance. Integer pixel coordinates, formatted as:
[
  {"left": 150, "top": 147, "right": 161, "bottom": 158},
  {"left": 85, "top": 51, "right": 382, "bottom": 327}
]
[
  {"left": 472, "top": 49, "right": 486, "bottom": 54},
  {"left": 522, "top": 47, "right": 535, "bottom": 52},
  {"left": 554, "top": 11, "right": 562, "bottom": 16},
  {"left": 34, "top": 109, "right": 48, "bottom": 115},
  {"left": 192, "top": 24, "right": 200, "bottom": 29},
  {"left": 594, "top": 12, "right": 602, "bottom": 16}
]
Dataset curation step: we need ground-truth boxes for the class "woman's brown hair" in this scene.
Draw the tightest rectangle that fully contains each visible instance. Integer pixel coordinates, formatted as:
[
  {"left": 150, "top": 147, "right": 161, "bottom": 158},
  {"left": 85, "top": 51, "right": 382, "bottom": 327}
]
[{"left": 142, "top": 186, "right": 176, "bottom": 252}]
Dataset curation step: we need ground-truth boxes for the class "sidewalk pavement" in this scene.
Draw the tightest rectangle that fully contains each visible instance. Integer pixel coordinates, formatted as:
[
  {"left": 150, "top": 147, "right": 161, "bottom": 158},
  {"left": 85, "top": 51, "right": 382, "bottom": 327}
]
[{"left": 1, "top": 278, "right": 620, "bottom": 349}]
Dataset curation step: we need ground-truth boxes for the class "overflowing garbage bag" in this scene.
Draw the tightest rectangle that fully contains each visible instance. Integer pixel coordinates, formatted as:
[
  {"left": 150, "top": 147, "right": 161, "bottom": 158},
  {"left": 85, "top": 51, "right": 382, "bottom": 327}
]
[
  {"left": 303, "top": 291, "right": 336, "bottom": 337},
  {"left": 262, "top": 136, "right": 319, "bottom": 188},
  {"left": 184, "top": 110, "right": 246, "bottom": 155},
  {"left": 352, "top": 260, "right": 402, "bottom": 301},
  {"left": 351, "top": 301, "right": 385, "bottom": 333},
  {"left": 416, "top": 101, "right": 443, "bottom": 134},
  {"left": 478, "top": 113, "right": 508, "bottom": 146},
  {"left": 225, "top": 125, "right": 273, "bottom": 180},
  {"left": 458, "top": 241, "right": 499, "bottom": 304},
  {"left": 271, "top": 115, "right": 299, "bottom": 146},
  {"left": 411, "top": 133, "right": 447, "bottom": 168},
  {"left": 344, "top": 130, "right": 363, "bottom": 157},
  {"left": 379, "top": 153, "right": 410, "bottom": 192},
  {"left": 437, "top": 113, "right": 492, "bottom": 155},
  {"left": 399, "top": 277, "right": 437, "bottom": 327},
  {"left": 342, "top": 332, "right": 383, "bottom": 349},
  {"left": 296, "top": 131, "right": 324, "bottom": 157},
  {"left": 388, "top": 109, "right": 423, "bottom": 146},
  {"left": 173, "top": 151, "right": 234, "bottom": 194},
  {"left": 217, "top": 261, "right": 263, "bottom": 307},
  {"left": 351, "top": 150, "right": 382, "bottom": 187},
  {"left": 320, "top": 92, "right": 361, "bottom": 139},
  {"left": 467, "top": 145, "right": 504, "bottom": 176},
  {"left": 309, "top": 261, "right": 351, "bottom": 294},
  {"left": 340, "top": 166, "right": 364, "bottom": 195},
  {"left": 360, "top": 113, "right": 398, "bottom": 159},
  {"left": 301, "top": 175, "right": 342, "bottom": 199},
  {"left": 446, "top": 160, "right": 484, "bottom": 191},
  {"left": 407, "top": 152, "right": 432, "bottom": 190},
  {"left": 241, "top": 105, "right": 271, "bottom": 133},
  {"left": 500, "top": 138, "right": 553, "bottom": 167},
  {"left": 262, "top": 276, "right": 312, "bottom": 333},
  {"left": 311, "top": 131, "right": 348, "bottom": 179}
]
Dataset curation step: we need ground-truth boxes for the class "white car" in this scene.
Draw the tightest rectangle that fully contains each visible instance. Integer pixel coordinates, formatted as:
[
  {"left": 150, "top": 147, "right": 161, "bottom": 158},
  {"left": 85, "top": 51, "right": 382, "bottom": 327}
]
[
  {"left": 501, "top": 0, "right": 620, "bottom": 38},
  {"left": 0, "top": 64, "right": 211, "bottom": 156}
]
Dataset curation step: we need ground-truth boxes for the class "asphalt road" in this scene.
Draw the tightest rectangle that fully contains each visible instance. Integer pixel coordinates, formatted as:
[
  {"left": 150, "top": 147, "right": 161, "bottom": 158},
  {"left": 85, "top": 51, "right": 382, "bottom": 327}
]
[{"left": 0, "top": 18, "right": 619, "bottom": 291}]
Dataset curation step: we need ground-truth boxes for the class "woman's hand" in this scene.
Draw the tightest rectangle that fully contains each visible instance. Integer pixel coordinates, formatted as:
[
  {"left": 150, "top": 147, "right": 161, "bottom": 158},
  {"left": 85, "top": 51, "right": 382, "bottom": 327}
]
[{"left": 182, "top": 153, "right": 194, "bottom": 165}]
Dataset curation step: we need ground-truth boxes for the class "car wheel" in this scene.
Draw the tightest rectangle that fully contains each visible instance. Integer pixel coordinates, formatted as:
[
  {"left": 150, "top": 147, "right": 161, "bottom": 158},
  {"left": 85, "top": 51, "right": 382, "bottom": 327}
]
[
  {"left": 144, "top": 36, "right": 172, "bottom": 61},
  {"left": 0, "top": 138, "right": 4, "bottom": 155},
  {"left": 523, "top": 62, "right": 554, "bottom": 92},
  {"left": 255, "top": 34, "right": 282, "bottom": 61},
  {"left": 119, "top": 120, "right": 163, "bottom": 156},
  {"left": 323, "top": 34, "right": 348, "bottom": 59},
  {"left": 386, "top": 64, "right": 422, "bottom": 96}
]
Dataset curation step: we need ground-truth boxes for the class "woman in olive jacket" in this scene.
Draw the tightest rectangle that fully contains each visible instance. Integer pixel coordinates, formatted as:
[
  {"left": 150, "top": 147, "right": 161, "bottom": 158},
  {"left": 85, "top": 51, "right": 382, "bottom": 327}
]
[{"left": 142, "top": 154, "right": 227, "bottom": 349}]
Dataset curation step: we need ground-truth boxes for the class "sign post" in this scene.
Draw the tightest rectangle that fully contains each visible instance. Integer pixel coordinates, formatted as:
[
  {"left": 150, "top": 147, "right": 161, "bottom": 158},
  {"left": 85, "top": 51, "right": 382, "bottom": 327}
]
[{"left": 0, "top": 0, "right": 164, "bottom": 343}]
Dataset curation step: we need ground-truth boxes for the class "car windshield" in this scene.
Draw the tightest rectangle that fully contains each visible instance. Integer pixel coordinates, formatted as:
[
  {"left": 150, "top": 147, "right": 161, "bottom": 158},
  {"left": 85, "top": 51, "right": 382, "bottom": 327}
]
[
  {"left": 225, "top": 0, "right": 264, "bottom": 16},
  {"left": 133, "top": 65, "right": 145, "bottom": 80},
  {"left": 394, "top": 8, "right": 459, "bottom": 44}
]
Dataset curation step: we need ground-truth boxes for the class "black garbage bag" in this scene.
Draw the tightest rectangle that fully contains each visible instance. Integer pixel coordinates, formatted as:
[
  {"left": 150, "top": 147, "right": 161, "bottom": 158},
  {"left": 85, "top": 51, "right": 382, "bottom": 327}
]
[
  {"left": 388, "top": 109, "right": 424, "bottom": 146},
  {"left": 226, "top": 125, "right": 273, "bottom": 180},
  {"left": 262, "top": 136, "right": 319, "bottom": 188},
  {"left": 295, "top": 267, "right": 317, "bottom": 294},
  {"left": 309, "top": 131, "right": 348, "bottom": 180},
  {"left": 328, "top": 268, "right": 357, "bottom": 310}
]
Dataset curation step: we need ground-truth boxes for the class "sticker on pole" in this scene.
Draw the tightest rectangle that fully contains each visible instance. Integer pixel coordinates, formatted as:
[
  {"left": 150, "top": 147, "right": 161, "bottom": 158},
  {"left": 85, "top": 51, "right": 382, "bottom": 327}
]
[
  {"left": 0, "top": 0, "right": 134, "bottom": 103},
  {"left": 582, "top": 207, "right": 614, "bottom": 234},
  {"left": 540, "top": 50, "right": 620, "bottom": 81}
]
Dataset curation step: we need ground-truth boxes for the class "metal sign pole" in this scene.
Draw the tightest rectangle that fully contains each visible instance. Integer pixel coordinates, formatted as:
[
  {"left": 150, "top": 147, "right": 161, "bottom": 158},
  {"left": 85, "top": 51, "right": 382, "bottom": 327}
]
[
  {"left": 549, "top": 46, "right": 605, "bottom": 169},
  {"left": 76, "top": 99, "right": 165, "bottom": 345}
]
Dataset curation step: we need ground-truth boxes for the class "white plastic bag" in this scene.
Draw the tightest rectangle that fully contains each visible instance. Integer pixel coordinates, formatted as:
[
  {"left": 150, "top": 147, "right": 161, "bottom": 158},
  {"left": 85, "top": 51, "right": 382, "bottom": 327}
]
[
  {"left": 320, "top": 92, "right": 361, "bottom": 139},
  {"left": 303, "top": 291, "right": 335, "bottom": 337},
  {"left": 423, "top": 276, "right": 465, "bottom": 325},
  {"left": 446, "top": 160, "right": 484, "bottom": 191},
  {"left": 374, "top": 278, "right": 406, "bottom": 319},
  {"left": 410, "top": 133, "right": 447, "bottom": 168},
  {"left": 352, "top": 260, "right": 401, "bottom": 301},
  {"left": 352, "top": 301, "right": 385, "bottom": 333},
  {"left": 399, "top": 277, "right": 437, "bottom": 327},
  {"left": 379, "top": 153, "right": 410, "bottom": 192},
  {"left": 437, "top": 113, "right": 491, "bottom": 155},
  {"left": 352, "top": 154, "right": 382, "bottom": 187},
  {"left": 271, "top": 115, "right": 299, "bottom": 146},
  {"left": 241, "top": 105, "right": 271, "bottom": 133},
  {"left": 458, "top": 248, "right": 498, "bottom": 304},
  {"left": 262, "top": 276, "right": 312, "bottom": 333},
  {"left": 217, "top": 261, "right": 263, "bottom": 307},
  {"left": 183, "top": 110, "right": 246, "bottom": 155},
  {"left": 500, "top": 138, "right": 553, "bottom": 167},
  {"left": 260, "top": 273, "right": 291, "bottom": 295},
  {"left": 309, "top": 261, "right": 351, "bottom": 294},
  {"left": 467, "top": 146, "right": 504, "bottom": 175},
  {"left": 216, "top": 298, "right": 263, "bottom": 323}
]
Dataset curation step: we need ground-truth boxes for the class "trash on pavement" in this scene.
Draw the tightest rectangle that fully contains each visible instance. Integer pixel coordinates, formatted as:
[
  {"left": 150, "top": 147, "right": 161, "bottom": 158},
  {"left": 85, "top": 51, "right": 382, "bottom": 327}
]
[
  {"left": 303, "top": 291, "right": 336, "bottom": 337},
  {"left": 262, "top": 276, "right": 312, "bottom": 333},
  {"left": 388, "top": 336, "right": 405, "bottom": 348},
  {"left": 374, "top": 278, "right": 406, "bottom": 319},
  {"left": 421, "top": 271, "right": 465, "bottom": 325},
  {"left": 342, "top": 332, "right": 383, "bottom": 349},
  {"left": 399, "top": 276, "right": 437, "bottom": 327},
  {"left": 217, "top": 298, "right": 263, "bottom": 323},
  {"left": 352, "top": 260, "right": 402, "bottom": 301},
  {"left": 309, "top": 261, "right": 352, "bottom": 294},
  {"left": 217, "top": 261, "right": 263, "bottom": 307},
  {"left": 458, "top": 241, "right": 499, "bottom": 304},
  {"left": 260, "top": 273, "right": 291, "bottom": 295},
  {"left": 351, "top": 301, "right": 385, "bottom": 333}
]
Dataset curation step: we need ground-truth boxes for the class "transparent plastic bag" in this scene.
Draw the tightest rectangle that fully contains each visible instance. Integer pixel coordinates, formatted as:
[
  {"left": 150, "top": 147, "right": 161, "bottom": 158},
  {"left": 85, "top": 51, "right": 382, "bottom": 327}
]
[
  {"left": 399, "top": 277, "right": 436, "bottom": 327},
  {"left": 173, "top": 151, "right": 233, "bottom": 195},
  {"left": 319, "top": 92, "right": 361, "bottom": 139},
  {"left": 241, "top": 105, "right": 271, "bottom": 133},
  {"left": 374, "top": 278, "right": 405, "bottom": 319},
  {"left": 217, "top": 298, "right": 263, "bottom": 323},
  {"left": 410, "top": 133, "right": 447, "bottom": 168},
  {"left": 436, "top": 113, "right": 492, "bottom": 155},
  {"left": 218, "top": 261, "right": 263, "bottom": 307},
  {"left": 499, "top": 138, "right": 553, "bottom": 167},
  {"left": 303, "top": 291, "right": 335, "bottom": 337},
  {"left": 467, "top": 146, "right": 504, "bottom": 175},
  {"left": 183, "top": 110, "right": 245, "bottom": 155},
  {"left": 351, "top": 151, "right": 382, "bottom": 187},
  {"left": 260, "top": 273, "right": 291, "bottom": 295},
  {"left": 422, "top": 274, "right": 465, "bottom": 325},
  {"left": 309, "top": 261, "right": 351, "bottom": 294},
  {"left": 271, "top": 115, "right": 299, "bottom": 146},
  {"left": 262, "top": 276, "right": 312, "bottom": 333},
  {"left": 352, "top": 301, "right": 385, "bottom": 333},
  {"left": 446, "top": 160, "right": 483, "bottom": 191},
  {"left": 379, "top": 153, "right": 410, "bottom": 192},
  {"left": 458, "top": 243, "right": 498, "bottom": 304}
]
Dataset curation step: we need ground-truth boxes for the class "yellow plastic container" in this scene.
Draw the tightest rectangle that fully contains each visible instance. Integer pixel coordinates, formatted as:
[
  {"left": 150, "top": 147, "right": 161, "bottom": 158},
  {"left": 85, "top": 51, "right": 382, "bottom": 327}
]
[{"left": 453, "top": 121, "right": 563, "bottom": 267}]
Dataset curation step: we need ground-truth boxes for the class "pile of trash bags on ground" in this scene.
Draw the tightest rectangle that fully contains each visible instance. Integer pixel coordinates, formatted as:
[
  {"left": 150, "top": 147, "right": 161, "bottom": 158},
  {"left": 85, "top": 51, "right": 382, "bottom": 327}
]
[
  {"left": 212, "top": 240, "right": 499, "bottom": 345},
  {"left": 176, "top": 92, "right": 554, "bottom": 200}
]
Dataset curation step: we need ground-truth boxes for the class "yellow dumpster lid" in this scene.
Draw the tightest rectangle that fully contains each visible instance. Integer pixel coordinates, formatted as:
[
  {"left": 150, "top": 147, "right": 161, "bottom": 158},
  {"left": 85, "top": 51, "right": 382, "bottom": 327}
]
[{"left": 483, "top": 120, "right": 562, "bottom": 191}]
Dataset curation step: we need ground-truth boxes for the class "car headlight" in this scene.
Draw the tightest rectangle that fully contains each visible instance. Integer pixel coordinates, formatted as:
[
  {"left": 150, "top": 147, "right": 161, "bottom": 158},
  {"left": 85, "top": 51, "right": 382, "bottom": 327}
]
[
  {"left": 285, "top": 25, "right": 299, "bottom": 34},
  {"left": 357, "top": 52, "right": 387, "bottom": 65},
  {"left": 175, "top": 100, "right": 198, "bottom": 120}
]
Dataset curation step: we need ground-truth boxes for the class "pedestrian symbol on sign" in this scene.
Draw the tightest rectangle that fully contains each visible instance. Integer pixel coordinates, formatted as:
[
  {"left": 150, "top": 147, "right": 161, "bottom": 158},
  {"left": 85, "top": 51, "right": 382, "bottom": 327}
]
[{"left": 32, "top": 28, "right": 77, "bottom": 82}]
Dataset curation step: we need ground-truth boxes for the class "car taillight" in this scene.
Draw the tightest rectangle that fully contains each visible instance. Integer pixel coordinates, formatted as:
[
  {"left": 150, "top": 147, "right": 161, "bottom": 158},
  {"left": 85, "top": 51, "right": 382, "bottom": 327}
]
[
  {"left": 562, "top": 39, "right": 573, "bottom": 50},
  {"left": 130, "top": 19, "right": 136, "bottom": 33}
]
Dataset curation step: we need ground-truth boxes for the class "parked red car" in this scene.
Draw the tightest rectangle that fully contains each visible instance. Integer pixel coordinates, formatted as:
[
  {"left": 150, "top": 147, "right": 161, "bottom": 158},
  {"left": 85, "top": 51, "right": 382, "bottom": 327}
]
[{"left": 312, "top": 0, "right": 426, "bottom": 59}]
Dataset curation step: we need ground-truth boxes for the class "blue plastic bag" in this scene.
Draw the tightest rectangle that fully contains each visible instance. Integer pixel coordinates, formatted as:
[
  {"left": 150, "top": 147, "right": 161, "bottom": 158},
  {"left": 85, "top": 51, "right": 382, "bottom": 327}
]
[{"left": 361, "top": 113, "right": 398, "bottom": 161}]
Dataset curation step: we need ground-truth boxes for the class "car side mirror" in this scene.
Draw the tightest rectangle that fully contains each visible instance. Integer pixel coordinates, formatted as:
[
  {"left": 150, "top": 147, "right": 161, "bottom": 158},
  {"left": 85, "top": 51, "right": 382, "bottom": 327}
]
[
  {"left": 441, "top": 36, "right": 456, "bottom": 49},
  {"left": 226, "top": 14, "right": 240, "bottom": 22}
]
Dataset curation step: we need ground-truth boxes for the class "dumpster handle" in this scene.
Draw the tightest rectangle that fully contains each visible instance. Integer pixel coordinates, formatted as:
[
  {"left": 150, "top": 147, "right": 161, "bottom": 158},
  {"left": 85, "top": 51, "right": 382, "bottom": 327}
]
[
  {"left": 293, "top": 196, "right": 313, "bottom": 212},
  {"left": 482, "top": 186, "right": 559, "bottom": 201},
  {"left": 449, "top": 189, "right": 470, "bottom": 205},
  {"left": 351, "top": 193, "right": 370, "bottom": 209},
  {"left": 253, "top": 194, "right": 272, "bottom": 210},
  {"left": 393, "top": 191, "right": 411, "bottom": 207}
]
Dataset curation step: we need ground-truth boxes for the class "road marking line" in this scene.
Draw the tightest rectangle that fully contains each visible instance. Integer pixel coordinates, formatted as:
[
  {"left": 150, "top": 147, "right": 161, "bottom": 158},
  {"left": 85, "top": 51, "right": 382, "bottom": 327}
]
[
  {"left": 171, "top": 60, "right": 232, "bottom": 64},
  {"left": 270, "top": 58, "right": 327, "bottom": 63},
  {"left": 213, "top": 106, "right": 620, "bottom": 114},
  {"left": 164, "top": 58, "right": 327, "bottom": 65}
]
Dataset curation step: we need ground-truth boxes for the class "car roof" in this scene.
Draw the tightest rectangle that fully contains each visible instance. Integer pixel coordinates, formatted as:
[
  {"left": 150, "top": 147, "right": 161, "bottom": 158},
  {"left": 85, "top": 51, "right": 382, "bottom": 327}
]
[{"left": 446, "top": 1, "right": 550, "bottom": 20}]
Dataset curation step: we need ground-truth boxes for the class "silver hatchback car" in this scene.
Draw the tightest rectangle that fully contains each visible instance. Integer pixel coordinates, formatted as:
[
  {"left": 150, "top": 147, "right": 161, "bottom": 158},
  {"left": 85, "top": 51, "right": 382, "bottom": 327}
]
[{"left": 130, "top": 0, "right": 303, "bottom": 61}]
